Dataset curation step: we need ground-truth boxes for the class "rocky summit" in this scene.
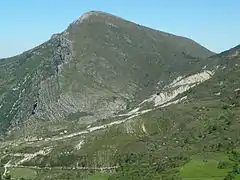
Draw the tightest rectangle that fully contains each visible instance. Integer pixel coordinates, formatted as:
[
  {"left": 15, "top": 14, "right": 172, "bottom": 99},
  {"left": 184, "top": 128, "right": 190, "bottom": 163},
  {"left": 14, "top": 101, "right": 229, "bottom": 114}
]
[{"left": 0, "top": 11, "right": 239, "bottom": 180}]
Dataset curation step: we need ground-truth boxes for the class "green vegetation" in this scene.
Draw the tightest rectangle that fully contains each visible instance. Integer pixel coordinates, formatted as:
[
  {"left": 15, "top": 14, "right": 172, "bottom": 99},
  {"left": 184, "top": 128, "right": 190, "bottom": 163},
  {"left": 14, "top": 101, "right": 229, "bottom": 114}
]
[
  {"left": 179, "top": 155, "right": 230, "bottom": 179},
  {"left": 106, "top": 151, "right": 240, "bottom": 180}
]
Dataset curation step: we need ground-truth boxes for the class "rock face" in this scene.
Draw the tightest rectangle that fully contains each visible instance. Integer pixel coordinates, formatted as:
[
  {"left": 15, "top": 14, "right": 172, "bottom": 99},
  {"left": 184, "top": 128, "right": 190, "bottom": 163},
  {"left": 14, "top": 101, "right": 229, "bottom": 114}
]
[
  {"left": 138, "top": 70, "right": 215, "bottom": 107},
  {"left": 0, "top": 11, "right": 215, "bottom": 135}
]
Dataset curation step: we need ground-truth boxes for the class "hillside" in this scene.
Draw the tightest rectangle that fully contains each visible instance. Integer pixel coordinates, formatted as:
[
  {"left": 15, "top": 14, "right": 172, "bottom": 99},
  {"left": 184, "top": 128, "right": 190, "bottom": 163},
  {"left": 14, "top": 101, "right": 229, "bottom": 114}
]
[{"left": 1, "top": 11, "right": 239, "bottom": 180}]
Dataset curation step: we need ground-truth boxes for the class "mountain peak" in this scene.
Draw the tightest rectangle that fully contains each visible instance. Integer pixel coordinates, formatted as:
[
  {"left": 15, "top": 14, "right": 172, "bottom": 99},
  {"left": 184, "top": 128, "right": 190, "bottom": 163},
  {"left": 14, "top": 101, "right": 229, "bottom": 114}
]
[{"left": 71, "top": 11, "right": 116, "bottom": 25}]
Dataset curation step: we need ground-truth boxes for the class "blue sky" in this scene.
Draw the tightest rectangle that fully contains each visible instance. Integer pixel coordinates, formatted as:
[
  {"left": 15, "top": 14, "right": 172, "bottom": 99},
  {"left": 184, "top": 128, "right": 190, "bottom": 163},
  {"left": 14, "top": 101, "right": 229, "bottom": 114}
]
[{"left": 0, "top": 0, "right": 239, "bottom": 58}]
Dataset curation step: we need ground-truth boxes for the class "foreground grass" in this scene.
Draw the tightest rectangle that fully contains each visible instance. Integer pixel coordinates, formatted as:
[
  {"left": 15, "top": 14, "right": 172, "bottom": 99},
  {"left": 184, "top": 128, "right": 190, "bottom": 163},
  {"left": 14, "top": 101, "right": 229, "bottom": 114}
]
[
  {"left": 179, "top": 154, "right": 230, "bottom": 179},
  {"left": 3, "top": 151, "right": 237, "bottom": 180},
  {"left": 161, "top": 151, "right": 239, "bottom": 180}
]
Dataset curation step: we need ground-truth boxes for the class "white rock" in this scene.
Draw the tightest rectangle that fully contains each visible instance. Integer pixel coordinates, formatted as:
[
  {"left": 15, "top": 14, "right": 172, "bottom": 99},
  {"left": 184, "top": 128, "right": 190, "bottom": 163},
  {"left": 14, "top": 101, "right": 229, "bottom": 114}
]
[
  {"left": 234, "top": 88, "right": 240, "bottom": 92},
  {"left": 214, "top": 92, "right": 221, "bottom": 96}
]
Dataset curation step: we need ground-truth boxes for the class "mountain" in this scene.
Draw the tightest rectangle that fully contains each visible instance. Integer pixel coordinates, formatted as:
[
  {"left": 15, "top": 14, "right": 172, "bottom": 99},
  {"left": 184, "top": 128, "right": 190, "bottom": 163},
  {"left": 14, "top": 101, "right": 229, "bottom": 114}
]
[
  {"left": 0, "top": 11, "right": 214, "bottom": 136},
  {"left": 1, "top": 11, "right": 239, "bottom": 180}
]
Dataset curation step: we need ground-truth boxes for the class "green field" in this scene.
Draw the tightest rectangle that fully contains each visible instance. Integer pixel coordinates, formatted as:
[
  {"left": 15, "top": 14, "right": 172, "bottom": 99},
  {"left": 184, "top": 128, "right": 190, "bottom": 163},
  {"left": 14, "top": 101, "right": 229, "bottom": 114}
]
[
  {"left": 180, "top": 153, "right": 230, "bottom": 178},
  {"left": 180, "top": 159, "right": 227, "bottom": 179},
  {"left": 157, "top": 151, "right": 238, "bottom": 180}
]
